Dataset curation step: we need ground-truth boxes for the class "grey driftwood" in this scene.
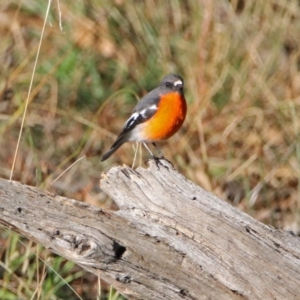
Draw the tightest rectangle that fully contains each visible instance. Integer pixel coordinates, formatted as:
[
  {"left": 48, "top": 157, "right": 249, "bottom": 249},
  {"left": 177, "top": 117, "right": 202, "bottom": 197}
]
[{"left": 0, "top": 160, "right": 300, "bottom": 300}]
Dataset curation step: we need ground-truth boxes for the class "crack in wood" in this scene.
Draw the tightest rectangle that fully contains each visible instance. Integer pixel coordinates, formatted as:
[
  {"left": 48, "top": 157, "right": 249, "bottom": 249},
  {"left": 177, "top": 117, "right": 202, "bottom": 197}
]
[
  {"left": 1, "top": 168, "right": 300, "bottom": 300},
  {"left": 113, "top": 240, "right": 127, "bottom": 259}
]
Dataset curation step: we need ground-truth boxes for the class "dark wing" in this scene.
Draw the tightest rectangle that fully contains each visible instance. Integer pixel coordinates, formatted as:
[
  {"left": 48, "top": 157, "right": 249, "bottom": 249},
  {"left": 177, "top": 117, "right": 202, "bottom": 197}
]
[
  {"left": 101, "top": 88, "right": 160, "bottom": 161},
  {"left": 121, "top": 88, "right": 160, "bottom": 134}
]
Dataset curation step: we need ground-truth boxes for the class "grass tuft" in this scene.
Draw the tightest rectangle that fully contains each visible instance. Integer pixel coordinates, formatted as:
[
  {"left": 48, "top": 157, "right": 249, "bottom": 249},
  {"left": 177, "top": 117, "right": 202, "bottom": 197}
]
[{"left": 1, "top": 0, "right": 300, "bottom": 298}]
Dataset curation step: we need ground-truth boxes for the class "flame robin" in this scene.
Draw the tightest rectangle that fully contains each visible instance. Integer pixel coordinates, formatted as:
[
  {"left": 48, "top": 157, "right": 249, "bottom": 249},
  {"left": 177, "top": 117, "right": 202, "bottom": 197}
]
[{"left": 101, "top": 74, "right": 187, "bottom": 162}]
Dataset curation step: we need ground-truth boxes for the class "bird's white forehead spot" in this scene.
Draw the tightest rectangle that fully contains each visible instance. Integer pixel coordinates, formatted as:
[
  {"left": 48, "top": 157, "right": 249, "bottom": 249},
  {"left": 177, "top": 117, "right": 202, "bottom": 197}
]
[{"left": 174, "top": 80, "right": 183, "bottom": 86}]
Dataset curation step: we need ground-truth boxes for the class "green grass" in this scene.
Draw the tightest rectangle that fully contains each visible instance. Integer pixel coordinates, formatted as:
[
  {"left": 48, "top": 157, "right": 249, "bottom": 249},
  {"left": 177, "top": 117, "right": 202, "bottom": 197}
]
[{"left": 1, "top": 0, "right": 300, "bottom": 298}]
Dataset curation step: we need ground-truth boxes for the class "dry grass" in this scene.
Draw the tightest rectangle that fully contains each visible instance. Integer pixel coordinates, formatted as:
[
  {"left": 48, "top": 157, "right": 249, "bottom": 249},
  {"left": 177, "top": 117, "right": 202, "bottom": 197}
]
[{"left": 1, "top": 0, "right": 300, "bottom": 298}]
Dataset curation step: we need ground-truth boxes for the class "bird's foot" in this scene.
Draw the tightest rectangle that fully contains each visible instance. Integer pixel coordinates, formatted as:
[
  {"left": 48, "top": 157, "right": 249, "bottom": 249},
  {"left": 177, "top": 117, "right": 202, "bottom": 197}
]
[{"left": 145, "top": 156, "right": 173, "bottom": 170}]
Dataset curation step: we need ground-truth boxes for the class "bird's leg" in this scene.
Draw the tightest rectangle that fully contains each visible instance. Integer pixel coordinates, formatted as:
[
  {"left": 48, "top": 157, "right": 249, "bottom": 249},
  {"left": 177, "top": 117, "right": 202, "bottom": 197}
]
[
  {"left": 143, "top": 142, "right": 173, "bottom": 169},
  {"left": 143, "top": 142, "right": 156, "bottom": 158},
  {"left": 152, "top": 142, "right": 164, "bottom": 159},
  {"left": 152, "top": 142, "right": 173, "bottom": 167},
  {"left": 143, "top": 142, "right": 161, "bottom": 168}
]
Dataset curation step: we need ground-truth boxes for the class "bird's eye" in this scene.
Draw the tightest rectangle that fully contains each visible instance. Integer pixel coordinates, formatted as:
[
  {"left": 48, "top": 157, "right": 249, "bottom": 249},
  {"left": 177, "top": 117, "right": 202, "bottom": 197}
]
[{"left": 165, "top": 82, "right": 172, "bottom": 88}]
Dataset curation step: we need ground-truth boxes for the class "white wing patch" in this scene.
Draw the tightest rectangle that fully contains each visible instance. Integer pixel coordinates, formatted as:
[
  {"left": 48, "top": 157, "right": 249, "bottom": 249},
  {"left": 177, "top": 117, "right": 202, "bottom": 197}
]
[
  {"left": 140, "top": 104, "right": 157, "bottom": 118},
  {"left": 123, "top": 104, "right": 157, "bottom": 131},
  {"left": 124, "top": 112, "right": 139, "bottom": 129},
  {"left": 174, "top": 80, "right": 183, "bottom": 86}
]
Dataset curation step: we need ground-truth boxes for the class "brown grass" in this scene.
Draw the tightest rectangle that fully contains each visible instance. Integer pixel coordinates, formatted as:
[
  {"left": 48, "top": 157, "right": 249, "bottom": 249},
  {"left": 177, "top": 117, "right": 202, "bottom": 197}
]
[{"left": 1, "top": 0, "right": 300, "bottom": 298}]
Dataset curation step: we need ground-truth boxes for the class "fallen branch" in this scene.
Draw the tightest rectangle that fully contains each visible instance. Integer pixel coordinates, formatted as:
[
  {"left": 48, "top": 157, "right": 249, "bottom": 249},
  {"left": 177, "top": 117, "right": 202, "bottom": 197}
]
[{"left": 0, "top": 160, "right": 300, "bottom": 300}]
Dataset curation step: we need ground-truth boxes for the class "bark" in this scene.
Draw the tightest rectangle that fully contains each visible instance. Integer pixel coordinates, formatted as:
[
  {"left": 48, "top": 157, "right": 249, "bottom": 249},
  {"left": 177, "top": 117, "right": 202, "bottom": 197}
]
[{"left": 0, "top": 160, "right": 300, "bottom": 300}]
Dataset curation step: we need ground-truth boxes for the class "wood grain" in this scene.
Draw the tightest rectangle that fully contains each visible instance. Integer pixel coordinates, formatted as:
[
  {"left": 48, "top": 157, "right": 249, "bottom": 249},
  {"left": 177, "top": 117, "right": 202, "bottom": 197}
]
[{"left": 0, "top": 160, "right": 299, "bottom": 299}]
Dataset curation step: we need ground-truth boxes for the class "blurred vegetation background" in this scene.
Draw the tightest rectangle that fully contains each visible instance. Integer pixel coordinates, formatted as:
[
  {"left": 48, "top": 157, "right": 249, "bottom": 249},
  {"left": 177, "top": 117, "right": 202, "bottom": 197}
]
[{"left": 1, "top": 0, "right": 300, "bottom": 299}]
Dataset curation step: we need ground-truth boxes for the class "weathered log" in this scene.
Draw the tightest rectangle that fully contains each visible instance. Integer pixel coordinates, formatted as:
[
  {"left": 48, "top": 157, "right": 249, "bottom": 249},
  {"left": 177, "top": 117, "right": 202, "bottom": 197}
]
[{"left": 0, "top": 160, "right": 300, "bottom": 300}]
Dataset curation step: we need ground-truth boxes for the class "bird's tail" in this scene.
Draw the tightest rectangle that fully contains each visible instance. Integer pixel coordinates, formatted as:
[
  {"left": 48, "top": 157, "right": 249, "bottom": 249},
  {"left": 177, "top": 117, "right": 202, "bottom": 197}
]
[{"left": 101, "top": 134, "right": 129, "bottom": 162}]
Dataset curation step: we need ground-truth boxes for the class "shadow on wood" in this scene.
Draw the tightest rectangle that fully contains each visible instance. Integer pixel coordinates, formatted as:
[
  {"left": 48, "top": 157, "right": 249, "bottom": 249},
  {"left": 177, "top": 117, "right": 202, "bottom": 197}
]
[{"left": 0, "top": 160, "right": 300, "bottom": 300}]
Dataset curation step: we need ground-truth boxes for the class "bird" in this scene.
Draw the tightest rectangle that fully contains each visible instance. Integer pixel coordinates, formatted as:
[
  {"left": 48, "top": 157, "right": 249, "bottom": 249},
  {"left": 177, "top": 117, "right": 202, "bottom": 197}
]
[{"left": 101, "top": 73, "right": 187, "bottom": 162}]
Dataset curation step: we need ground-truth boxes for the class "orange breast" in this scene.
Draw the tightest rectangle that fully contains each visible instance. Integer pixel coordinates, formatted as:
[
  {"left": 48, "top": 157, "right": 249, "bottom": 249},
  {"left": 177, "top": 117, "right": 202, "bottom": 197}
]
[{"left": 141, "top": 92, "right": 187, "bottom": 141}]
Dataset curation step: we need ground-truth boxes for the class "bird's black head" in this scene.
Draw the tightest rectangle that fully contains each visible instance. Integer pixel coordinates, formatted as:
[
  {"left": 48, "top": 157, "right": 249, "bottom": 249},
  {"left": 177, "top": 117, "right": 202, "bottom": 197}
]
[{"left": 160, "top": 74, "right": 184, "bottom": 93}]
